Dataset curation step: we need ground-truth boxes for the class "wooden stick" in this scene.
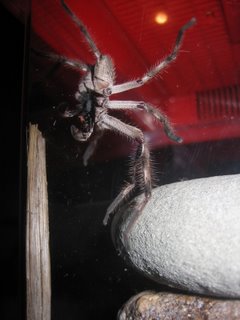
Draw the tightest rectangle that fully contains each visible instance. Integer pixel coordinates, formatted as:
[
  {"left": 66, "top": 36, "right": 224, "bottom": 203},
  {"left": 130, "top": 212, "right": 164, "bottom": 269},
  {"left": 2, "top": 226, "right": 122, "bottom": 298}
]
[{"left": 26, "top": 124, "right": 51, "bottom": 320}]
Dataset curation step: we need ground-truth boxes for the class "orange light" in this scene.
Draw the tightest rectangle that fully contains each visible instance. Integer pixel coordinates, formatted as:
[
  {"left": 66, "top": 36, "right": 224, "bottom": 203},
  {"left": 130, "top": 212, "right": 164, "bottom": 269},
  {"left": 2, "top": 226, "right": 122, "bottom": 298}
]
[{"left": 155, "top": 12, "right": 168, "bottom": 25}]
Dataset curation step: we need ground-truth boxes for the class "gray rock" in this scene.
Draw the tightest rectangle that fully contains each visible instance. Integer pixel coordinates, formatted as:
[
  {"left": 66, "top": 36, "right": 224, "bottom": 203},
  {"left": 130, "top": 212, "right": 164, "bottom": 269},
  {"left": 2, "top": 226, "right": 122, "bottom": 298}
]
[{"left": 112, "top": 174, "right": 240, "bottom": 298}]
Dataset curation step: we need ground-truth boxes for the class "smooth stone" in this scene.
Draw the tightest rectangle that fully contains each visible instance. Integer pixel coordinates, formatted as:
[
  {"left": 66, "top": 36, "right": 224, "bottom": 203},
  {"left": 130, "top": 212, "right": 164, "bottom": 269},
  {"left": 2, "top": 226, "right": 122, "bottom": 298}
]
[{"left": 112, "top": 174, "right": 240, "bottom": 298}]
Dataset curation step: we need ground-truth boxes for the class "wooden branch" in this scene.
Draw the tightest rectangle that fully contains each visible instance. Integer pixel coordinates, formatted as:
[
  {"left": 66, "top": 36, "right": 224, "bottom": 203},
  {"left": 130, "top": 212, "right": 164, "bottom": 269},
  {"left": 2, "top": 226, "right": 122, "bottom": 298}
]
[{"left": 26, "top": 124, "right": 51, "bottom": 320}]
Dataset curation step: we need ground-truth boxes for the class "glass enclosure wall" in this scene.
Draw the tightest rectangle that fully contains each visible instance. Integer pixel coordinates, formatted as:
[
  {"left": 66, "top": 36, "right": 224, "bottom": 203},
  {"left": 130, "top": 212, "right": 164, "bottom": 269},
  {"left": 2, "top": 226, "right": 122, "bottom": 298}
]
[{"left": 28, "top": 0, "right": 240, "bottom": 319}]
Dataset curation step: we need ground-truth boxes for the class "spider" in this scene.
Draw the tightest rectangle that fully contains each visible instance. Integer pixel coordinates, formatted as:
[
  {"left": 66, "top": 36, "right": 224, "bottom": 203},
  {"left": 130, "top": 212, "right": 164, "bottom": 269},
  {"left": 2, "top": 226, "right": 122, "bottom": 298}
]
[{"left": 45, "top": 0, "right": 195, "bottom": 227}]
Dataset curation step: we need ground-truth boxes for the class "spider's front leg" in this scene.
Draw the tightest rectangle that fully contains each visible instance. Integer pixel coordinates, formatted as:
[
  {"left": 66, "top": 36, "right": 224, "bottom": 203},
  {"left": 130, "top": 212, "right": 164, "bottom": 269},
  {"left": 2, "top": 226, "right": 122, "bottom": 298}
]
[
  {"left": 101, "top": 114, "right": 152, "bottom": 226},
  {"left": 107, "top": 100, "right": 182, "bottom": 143},
  {"left": 32, "top": 49, "right": 89, "bottom": 72},
  {"left": 60, "top": 0, "right": 101, "bottom": 59},
  {"left": 109, "top": 18, "right": 196, "bottom": 95}
]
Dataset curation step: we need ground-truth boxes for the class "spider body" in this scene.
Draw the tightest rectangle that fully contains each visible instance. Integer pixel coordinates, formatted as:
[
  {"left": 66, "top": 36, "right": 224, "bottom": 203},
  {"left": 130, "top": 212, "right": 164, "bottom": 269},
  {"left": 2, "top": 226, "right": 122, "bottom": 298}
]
[
  {"left": 70, "top": 55, "right": 115, "bottom": 141},
  {"left": 53, "top": 1, "right": 195, "bottom": 228}
]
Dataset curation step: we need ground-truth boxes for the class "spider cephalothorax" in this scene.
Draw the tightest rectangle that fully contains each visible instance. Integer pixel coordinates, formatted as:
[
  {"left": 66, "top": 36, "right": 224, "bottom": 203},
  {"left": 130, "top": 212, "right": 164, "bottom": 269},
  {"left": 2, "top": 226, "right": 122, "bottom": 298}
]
[{"left": 49, "top": 0, "right": 195, "bottom": 230}]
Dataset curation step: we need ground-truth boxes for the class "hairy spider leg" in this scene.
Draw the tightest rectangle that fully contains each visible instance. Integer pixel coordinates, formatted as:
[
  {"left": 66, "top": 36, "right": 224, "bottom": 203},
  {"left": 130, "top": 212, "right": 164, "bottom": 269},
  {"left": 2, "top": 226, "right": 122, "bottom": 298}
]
[
  {"left": 103, "top": 183, "right": 135, "bottom": 226},
  {"left": 61, "top": 0, "right": 101, "bottom": 59},
  {"left": 104, "top": 101, "right": 183, "bottom": 236},
  {"left": 110, "top": 18, "right": 196, "bottom": 95},
  {"left": 100, "top": 114, "right": 152, "bottom": 225},
  {"left": 31, "top": 50, "right": 88, "bottom": 92},
  {"left": 107, "top": 100, "right": 182, "bottom": 143},
  {"left": 32, "top": 49, "right": 89, "bottom": 72}
]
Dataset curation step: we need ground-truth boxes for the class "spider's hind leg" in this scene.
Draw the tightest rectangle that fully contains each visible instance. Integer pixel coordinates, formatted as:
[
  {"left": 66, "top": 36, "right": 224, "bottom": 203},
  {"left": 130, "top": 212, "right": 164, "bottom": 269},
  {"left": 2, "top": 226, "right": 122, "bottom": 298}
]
[
  {"left": 103, "top": 183, "right": 135, "bottom": 226},
  {"left": 102, "top": 114, "right": 153, "bottom": 227}
]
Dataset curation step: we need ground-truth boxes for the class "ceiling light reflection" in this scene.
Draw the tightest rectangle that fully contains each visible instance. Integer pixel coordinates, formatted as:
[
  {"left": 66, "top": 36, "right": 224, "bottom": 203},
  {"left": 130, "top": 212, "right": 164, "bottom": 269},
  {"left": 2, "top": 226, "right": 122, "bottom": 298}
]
[{"left": 155, "top": 12, "right": 168, "bottom": 25}]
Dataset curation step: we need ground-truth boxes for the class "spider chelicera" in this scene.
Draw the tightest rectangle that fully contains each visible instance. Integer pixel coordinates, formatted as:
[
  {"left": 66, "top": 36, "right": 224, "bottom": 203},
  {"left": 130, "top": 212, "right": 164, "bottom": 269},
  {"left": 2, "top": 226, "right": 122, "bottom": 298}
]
[{"left": 44, "top": 0, "right": 195, "bottom": 227}]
